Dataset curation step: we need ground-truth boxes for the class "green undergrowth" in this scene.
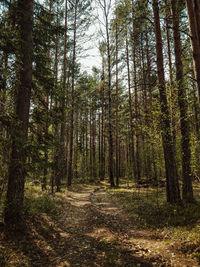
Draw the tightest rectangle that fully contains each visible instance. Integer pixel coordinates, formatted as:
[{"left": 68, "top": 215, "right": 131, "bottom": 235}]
[
  {"left": 0, "top": 184, "right": 71, "bottom": 266},
  {"left": 108, "top": 184, "right": 200, "bottom": 228},
  {"left": 107, "top": 183, "right": 200, "bottom": 260},
  {"left": 23, "top": 184, "right": 68, "bottom": 220}
]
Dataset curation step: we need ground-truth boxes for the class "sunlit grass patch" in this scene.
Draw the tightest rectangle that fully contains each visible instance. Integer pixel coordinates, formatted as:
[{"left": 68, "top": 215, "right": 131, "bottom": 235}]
[
  {"left": 108, "top": 182, "right": 200, "bottom": 260},
  {"left": 108, "top": 183, "right": 200, "bottom": 229},
  {"left": 23, "top": 183, "right": 69, "bottom": 219}
]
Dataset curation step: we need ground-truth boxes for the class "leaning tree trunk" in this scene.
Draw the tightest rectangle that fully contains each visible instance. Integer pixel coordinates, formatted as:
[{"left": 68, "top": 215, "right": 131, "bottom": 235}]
[
  {"left": 152, "top": 0, "right": 180, "bottom": 204},
  {"left": 4, "top": 0, "right": 34, "bottom": 227}
]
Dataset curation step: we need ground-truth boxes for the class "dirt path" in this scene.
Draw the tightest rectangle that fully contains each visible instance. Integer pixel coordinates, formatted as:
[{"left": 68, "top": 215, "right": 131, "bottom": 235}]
[
  {"left": 2, "top": 185, "right": 197, "bottom": 266},
  {"left": 54, "top": 185, "right": 197, "bottom": 266}
]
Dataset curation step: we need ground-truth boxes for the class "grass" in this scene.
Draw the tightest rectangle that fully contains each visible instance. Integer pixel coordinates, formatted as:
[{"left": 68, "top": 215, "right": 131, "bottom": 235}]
[
  {"left": 1, "top": 180, "right": 200, "bottom": 264},
  {"left": 107, "top": 182, "right": 200, "bottom": 262},
  {"left": 0, "top": 183, "right": 71, "bottom": 267},
  {"left": 23, "top": 184, "right": 61, "bottom": 219}
]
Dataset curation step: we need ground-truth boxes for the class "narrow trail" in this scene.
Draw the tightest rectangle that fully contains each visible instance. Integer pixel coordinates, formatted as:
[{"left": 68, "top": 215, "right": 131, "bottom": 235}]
[
  {"left": 53, "top": 185, "right": 197, "bottom": 267},
  {"left": 6, "top": 185, "right": 197, "bottom": 266}
]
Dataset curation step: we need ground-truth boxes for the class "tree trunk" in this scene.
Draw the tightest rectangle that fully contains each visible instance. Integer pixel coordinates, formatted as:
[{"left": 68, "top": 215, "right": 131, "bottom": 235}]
[
  {"left": 186, "top": 0, "right": 200, "bottom": 102},
  {"left": 171, "top": 0, "right": 193, "bottom": 202},
  {"left": 100, "top": 64, "right": 105, "bottom": 181},
  {"left": 92, "top": 111, "right": 96, "bottom": 180},
  {"left": 53, "top": 9, "right": 60, "bottom": 193},
  {"left": 68, "top": 0, "right": 77, "bottom": 187},
  {"left": 126, "top": 32, "right": 136, "bottom": 181},
  {"left": 42, "top": 0, "right": 52, "bottom": 191},
  {"left": 74, "top": 110, "right": 79, "bottom": 179},
  {"left": 59, "top": 0, "right": 68, "bottom": 182},
  {"left": 131, "top": 1, "right": 140, "bottom": 182},
  {"left": 115, "top": 19, "right": 120, "bottom": 186},
  {"left": 4, "top": 0, "right": 34, "bottom": 227},
  {"left": 105, "top": 6, "right": 114, "bottom": 187},
  {"left": 152, "top": 0, "right": 180, "bottom": 204},
  {"left": 145, "top": 29, "right": 158, "bottom": 183},
  {"left": 141, "top": 33, "right": 151, "bottom": 180},
  {"left": 164, "top": 0, "right": 177, "bottom": 147},
  {"left": 85, "top": 110, "right": 89, "bottom": 177}
]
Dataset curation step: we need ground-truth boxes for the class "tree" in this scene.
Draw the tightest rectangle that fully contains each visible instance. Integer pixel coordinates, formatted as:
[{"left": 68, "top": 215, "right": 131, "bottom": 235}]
[
  {"left": 68, "top": 0, "right": 78, "bottom": 187},
  {"left": 98, "top": 0, "right": 115, "bottom": 187},
  {"left": 152, "top": 0, "right": 180, "bottom": 204},
  {"left": 4, "top": 0, "right": 34, "bottom": 227},
  {"left": 171, "top": 0, "right": 193, "bottom": 202},
  {"left": 186, "top": 0, "right": 200, "bottom": 103}
]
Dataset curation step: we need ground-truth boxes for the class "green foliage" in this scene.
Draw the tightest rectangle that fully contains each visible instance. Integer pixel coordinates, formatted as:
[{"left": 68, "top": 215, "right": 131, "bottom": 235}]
[
  {"left": 194, "top": 253, "right": 200, "bottom": 264},
  {"left": 108, "top": 183, "right": 200, "bottom": 259},
  {"left": 23, "top": 186, "right": 58, "bottom": 218},
  {"left": 108, "top": 184, "right": 200, "bottom": 229}
]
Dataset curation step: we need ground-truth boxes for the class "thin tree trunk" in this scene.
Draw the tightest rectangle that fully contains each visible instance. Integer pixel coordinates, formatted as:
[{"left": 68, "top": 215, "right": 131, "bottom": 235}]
[
  {"left": 164, "top": 1, "right": 176, "bottom": 146},
  {"left": 141, "top": 33, "right": 151, "bottom": 180},
  {"left": 89, "top": 107, "right": 93, "bottom": 179},
  {"left": 68, "top": 0, "right": 77, "bottom": 187},
  {"left": 131, "top": 1, "right": 140, "bottom": 182},
  {"left": 74, "top": 110, "right": 79, "bottom": 179},
  {"left": 145, "top": 29, "right": 158, "bottom": 183},
  {"left": 100, "top": 65, "right": 105, "bottom": 181},
  {"left": 92, "top": 111, "right": 96, "bottom": 180},
  {"left": 115, "top": 19, "right": 120, "bottom": 186},
  {"left": 126, "top": 32, "right": 137, "bottom": 181},
  {"left": 106, "top": 5, "right": 114, "bottom": 187},
  {"left": 42, "top": 0, "right": 52, "bottom": 190},
  {"left": 59, "top": 0, "right": 68, "bottom": 182},
  {"left": 85, "top": 111, "right": 89, "bottom": 177},
  {"left": 53, "top": 9, "right": 60, "bottom": 193}
]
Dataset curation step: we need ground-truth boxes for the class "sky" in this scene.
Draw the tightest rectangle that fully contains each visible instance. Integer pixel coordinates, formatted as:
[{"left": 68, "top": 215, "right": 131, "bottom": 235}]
[
  {"left": 79, "top": 0, "right": 116, "bottom": 74},
  {"left": 79, "top": 23, "right": 102, "bottom": 74},
  {"left": 37, "top": 0, "right": 106, "bottom": 74},
  {"left": 79, "top": 1, "right": 103, "bottom": 74}
]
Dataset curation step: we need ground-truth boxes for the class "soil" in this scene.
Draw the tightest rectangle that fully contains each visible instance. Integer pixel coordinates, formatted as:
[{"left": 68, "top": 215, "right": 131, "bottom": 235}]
[{"left": 0, "top": 185, "right": 198, "bottom": 266}]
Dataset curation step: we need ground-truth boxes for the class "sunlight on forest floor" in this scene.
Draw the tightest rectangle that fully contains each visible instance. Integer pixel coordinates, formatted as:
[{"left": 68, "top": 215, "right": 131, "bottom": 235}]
[{"left": 0, "top": 181, "right": 200, "bottom": 266}]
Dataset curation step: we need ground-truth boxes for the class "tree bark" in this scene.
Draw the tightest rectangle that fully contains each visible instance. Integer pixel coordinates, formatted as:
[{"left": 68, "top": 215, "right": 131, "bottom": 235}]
[
  {"left": 152, "top": 0, "right": 180, "bottom": 204},
  {"left": 105, "top": 1, "right": 115, "bottom": 187},
  {"left": 68, "top": 0, "right": 77, "bottom": 187},
  {"left": 186, "top": 0, "right": 200, "bottom": 102},
  {"left": 115, "top": 19, "right": 120, "bottom": 186},
  {"left": 171, "top": 0, "right": 193, "bottom": 202},
  {"left": 4, "top": 0, "right": 34, "bottom": 227},
  {"left": 164, "top": 0, "right": 177, "bottom": 146},
  {"left": 59, "top": 0, "right": 68, "bottom": 182},
  {"left": 126, "top": 32, "right": 137, "bottom": 181},
  {"left": 53, "top": 7, "right": 60, "bottom": 193},
  {"left": 100, "top": 64, "right": 105, "bottom": 181},
  {"left": 131, "top": 1, "right": 140, "bottom": 182}
]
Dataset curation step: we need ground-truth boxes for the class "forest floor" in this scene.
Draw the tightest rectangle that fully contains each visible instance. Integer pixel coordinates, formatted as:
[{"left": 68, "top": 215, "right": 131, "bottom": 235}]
[{"left": 0, "top": 182, "right": 199, "bottom": 266}]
